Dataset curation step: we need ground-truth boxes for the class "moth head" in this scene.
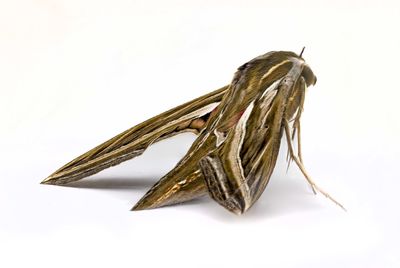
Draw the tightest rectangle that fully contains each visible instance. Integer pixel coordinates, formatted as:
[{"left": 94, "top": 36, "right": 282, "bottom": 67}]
[
  {"left": 301, "top": 64, "right": 317, "bottom": 87},
  {"left": 298, "top": 47, "right": 317, "bottom": 87}
]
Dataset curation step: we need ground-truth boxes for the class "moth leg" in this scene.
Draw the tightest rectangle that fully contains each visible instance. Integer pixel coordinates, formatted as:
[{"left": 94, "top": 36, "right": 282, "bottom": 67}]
[
  {"left": 285, "top": 116, "right": 313, "bottom": 191},
  {"left": 291, "top": 80, "right": 306, "bottom": 164},
  {"left": 295, "top": 119, "right": 303, "bottom": 164},
  {"left": 286, "top": 118, "right": 302, "bottom": 172},
  {"left": 287, "top": 79, "right": 306, "bottom": 178},
  {"left": 283, "top": 119, "right": 346, "bottom": 210},
  {"left": 291, "top": 118, "right": 315, "bottom": 194}
]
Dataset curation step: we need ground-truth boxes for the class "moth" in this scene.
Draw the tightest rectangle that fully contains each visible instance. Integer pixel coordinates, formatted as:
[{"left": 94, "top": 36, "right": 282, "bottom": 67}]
[{"left": 42, "top": 49, "right": 344, "bottom": 214}]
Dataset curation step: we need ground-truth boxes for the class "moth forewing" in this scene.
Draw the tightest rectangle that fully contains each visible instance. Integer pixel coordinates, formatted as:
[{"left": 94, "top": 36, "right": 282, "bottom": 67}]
[{"left": 42, "top": 85, "right": 228, "bottom": 185}]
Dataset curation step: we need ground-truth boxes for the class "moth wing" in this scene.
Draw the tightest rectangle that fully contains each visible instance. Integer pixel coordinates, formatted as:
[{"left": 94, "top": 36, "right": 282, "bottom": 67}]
[
  {"left": 199, "top": 83, "right": 280, "bottom": 214},
  {"left": 42, "top": 86, "right": 227, "bottom": 185},
  {"left": 199, "top": 57, "right": 306, "bottom": 214},
  {"left": 133, "top": 52, "right": 306, "bottom": 212}
]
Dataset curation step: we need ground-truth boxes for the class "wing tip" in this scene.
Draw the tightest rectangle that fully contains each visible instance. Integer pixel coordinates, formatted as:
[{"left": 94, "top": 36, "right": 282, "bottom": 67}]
[
  {"left": 40, "top": 175, "right": 55, "bottom": 185},
  {"left": 130, "top": 201, "right": 149, "bottom": 211}
]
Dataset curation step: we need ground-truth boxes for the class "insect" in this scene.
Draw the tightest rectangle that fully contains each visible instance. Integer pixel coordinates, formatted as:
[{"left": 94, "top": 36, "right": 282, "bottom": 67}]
[{"left": 42, "top": 49, "right": 344, "bottom": 214}]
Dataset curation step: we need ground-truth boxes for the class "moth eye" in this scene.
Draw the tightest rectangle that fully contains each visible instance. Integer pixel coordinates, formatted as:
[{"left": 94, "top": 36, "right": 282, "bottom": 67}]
[{"left": 302, "top": 65, "right": 317, "bottom": 86}]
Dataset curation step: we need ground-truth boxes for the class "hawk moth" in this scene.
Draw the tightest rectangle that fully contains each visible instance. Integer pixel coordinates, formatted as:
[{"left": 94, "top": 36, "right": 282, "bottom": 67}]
[{"left": 42, "top": 50, "right": 344, "bottom": 214}]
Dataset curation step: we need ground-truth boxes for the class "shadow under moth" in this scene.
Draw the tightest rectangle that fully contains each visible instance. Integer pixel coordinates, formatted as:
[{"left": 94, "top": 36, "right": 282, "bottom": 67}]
[{"left": 42, "top": 50, "right": 344, "bottom": 214}]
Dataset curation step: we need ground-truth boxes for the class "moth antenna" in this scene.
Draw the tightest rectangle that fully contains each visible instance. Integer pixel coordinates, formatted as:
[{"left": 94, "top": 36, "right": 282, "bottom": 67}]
[{"left": 299, "top": 47, "right": 306, "bottom": 57}]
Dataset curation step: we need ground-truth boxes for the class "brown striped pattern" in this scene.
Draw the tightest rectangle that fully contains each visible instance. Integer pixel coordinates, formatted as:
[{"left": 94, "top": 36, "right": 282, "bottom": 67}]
[{"left": 42, "top": 51, "right": 317, "bottom": 214}]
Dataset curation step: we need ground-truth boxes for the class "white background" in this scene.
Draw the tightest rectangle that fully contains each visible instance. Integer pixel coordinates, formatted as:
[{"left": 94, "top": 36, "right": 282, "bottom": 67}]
[{"left": 1, "top": 1, "right": 399, "bottom": 267}]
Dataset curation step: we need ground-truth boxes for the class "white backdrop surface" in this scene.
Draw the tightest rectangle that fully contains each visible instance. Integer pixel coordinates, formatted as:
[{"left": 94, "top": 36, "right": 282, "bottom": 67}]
[{"left": 1, "top": 1, "right": 399, "bottom": 267}]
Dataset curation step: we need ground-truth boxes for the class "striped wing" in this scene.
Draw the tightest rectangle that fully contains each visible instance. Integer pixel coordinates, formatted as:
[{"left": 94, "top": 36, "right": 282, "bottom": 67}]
[
  {"left": 199, "top": 53, "right": 308, "bottom": 214},
  {"left": 132, "top": 52, "right": 296, "bottom": 210},
  {"left": 42, "top": 86, "right": 227, "bottom": 185}
]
